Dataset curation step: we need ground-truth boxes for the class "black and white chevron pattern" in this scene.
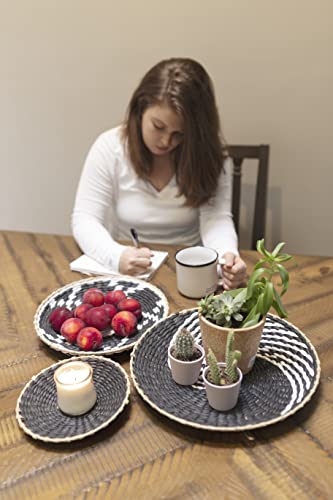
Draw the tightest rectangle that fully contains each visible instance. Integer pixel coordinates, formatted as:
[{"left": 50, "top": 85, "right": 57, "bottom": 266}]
[
  {"left": 35, "top": 277, "right": 168, "bottom": 356},
  {"left": 133, "top": 310, "right": 320, "bottom": 431},
  {"left": 171, "top": 312, "right": 318, "bottom": 416}
]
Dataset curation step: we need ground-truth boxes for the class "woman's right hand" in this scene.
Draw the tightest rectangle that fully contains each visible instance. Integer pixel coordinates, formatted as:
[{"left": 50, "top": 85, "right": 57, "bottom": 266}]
[{"left": 119, "top": 247, "right": 154, "bottom": 276}]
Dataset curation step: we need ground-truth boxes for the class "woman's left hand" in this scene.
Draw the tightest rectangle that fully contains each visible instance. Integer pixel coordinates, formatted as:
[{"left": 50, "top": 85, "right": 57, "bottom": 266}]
[{"left": 221, "top": 253, "right": 247, "bottom": 290}]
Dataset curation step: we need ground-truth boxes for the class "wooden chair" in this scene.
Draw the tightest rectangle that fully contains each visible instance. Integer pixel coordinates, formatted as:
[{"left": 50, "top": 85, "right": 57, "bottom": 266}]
[{"left": 228, "top": 145, "right": 270, "bottom": 250}]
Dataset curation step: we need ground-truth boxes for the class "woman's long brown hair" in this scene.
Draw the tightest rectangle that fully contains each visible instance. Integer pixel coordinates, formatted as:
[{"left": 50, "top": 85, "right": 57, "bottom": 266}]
[{"left": 122, "top": 58, "right": 227, "bottom": 208}]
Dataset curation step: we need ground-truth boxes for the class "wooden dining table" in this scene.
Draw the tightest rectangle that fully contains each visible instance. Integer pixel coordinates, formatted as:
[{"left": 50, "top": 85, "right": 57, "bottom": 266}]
[{"left": 1, "top": 230, "right": 333, "bottom": 499}]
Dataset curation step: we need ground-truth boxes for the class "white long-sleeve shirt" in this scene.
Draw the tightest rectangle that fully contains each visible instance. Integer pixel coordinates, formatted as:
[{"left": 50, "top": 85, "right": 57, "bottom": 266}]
[{"left": 72, "top": 126, "right": 238, "bottom": 272}]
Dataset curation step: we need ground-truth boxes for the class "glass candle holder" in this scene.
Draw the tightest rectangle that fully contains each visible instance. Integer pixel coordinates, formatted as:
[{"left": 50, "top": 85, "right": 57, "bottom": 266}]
[{"left": 54, "top": 361, "right": 97, "bottom": 416}]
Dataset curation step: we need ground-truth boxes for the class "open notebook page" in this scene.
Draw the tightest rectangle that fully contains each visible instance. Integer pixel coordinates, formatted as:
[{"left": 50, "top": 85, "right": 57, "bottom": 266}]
[{"left": 70, "top": 251, "right": 168, "bottom": 281}]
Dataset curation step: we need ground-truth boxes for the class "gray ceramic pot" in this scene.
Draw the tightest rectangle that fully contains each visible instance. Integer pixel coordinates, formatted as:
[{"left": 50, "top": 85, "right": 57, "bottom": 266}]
[
  {"left": 168, "top": 344, "right": 205, "bottom": 385},
  {"left": 203, "top": 363, "right": 242, "bottom": 411}
]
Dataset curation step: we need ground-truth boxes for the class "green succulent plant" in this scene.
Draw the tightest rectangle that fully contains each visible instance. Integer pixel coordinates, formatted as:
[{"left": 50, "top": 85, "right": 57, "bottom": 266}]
[
  {"left": 199, "top": 239, "right": 292, "bottom": 329},
  {"left": 207, "top": 331, "right": 241, "bottom": 385},
  {"left": 199, "top": 289, "right": 246, "bottom": 328}
]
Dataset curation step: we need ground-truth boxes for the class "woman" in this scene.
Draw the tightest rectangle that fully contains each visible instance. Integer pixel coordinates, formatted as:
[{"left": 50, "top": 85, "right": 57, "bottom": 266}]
[{"left": 72, "top": 58, "right": 246, "bottom": 290}]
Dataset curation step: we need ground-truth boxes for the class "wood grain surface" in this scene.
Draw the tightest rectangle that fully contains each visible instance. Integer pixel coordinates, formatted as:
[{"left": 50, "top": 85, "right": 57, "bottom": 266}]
[{"left": 1, "top": 231, "right": 333, "bottom": 499}]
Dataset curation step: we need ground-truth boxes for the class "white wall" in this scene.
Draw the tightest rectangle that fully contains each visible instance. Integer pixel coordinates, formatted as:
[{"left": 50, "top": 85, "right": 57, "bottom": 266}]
[{"left": 1, "top": 1, "right": 332, "bottom": 256}]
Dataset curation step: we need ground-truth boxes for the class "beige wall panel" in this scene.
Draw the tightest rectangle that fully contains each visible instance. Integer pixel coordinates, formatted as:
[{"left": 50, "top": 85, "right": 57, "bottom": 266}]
[{"left": 1, "top": 1, "right": 332, "bottom": 255}]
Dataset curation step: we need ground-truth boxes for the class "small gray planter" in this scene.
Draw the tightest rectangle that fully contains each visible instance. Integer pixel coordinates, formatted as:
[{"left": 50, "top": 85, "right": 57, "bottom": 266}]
[
  {"left": 203, "top": 363, "right": 242, "bottom": 411},
  {"left": 168, "top": 344, "right": 205, "bottom": 385}
]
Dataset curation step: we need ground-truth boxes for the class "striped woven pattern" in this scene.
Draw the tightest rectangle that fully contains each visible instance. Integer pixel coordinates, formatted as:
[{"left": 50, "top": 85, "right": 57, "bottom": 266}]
[
  {"left": 34, "top": 276, "right": 169, "bottom": 356},
  {"left": 131, "top": 310, "right": 320, "bottom": 431},
  {"left": 16, "top": 356, "right": 130, "bottom": 442}
]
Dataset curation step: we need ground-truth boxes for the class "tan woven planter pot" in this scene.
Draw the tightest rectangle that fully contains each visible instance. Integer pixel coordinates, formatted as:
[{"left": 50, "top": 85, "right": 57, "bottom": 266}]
[{"left": 199, "top": 314, "right": 266, "bottom": 374}]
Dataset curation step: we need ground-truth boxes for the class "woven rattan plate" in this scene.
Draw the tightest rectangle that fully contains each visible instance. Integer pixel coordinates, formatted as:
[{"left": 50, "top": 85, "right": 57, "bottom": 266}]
[
  {"left": 130, "top": 309, "right": 321, "bottom": 431},
  {"left": 34, "top": 276, "right": 169, "bottom": 356},
  {"left": 16, "top": 356, "right": 130, "bottom": 443}
]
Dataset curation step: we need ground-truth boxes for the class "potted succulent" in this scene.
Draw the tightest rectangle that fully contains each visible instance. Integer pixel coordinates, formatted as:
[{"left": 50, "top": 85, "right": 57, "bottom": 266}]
[
  {"left": 203, "top": 330, "right": 242, "bottom": 411},
  {"left": 168, "top": 327, "right": 205, "bottom": 385},
  {"left": 199, "top": 239, "right": 292, "bottom": 374}
]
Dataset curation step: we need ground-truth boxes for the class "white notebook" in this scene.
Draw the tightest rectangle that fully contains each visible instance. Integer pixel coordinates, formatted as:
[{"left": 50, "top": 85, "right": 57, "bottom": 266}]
[{"left": 70, "top": 251, "right": 168, "bottom": 281}]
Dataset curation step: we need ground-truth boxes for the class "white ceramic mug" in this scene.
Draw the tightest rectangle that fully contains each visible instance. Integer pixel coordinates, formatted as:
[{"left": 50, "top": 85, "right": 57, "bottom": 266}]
[{"left": 175, "top": 246, "right": 225, "bottom": 299}]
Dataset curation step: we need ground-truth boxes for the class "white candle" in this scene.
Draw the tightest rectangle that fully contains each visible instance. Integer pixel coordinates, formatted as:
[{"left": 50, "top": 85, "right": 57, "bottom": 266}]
[{"left": 54, "top": 361, "right": 97, "bottom": 416}]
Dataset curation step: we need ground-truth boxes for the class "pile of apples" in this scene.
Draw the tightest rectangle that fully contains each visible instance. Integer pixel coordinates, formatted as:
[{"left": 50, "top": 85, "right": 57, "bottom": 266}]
[{"left": 48, "top": 287, "right": 142, "bottom": 351}]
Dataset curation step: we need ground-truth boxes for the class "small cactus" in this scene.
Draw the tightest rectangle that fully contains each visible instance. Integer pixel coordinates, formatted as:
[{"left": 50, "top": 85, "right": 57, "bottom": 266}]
[
  {"left": 225, "top": 330, "right": 241, "bottom": 383},
  {"left": 207, "top": 348, "right": 222, "bottom": 385},
  {"left": 173, "top": 328, "right": 195, "bottom": 361},
  {"left": 206, "top": 331, "right": 241, "bottom": 385}
]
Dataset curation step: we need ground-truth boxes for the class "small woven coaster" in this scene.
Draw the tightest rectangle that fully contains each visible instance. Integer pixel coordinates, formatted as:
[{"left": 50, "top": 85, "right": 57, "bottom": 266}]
[
  {"left": 16, "top": 356, "right": 130, "bottom": 442},
  {"left": 130, "top": 310, "right": 320, "bottom": 431},
  {"left": 34, "top": 276, "right": 169, "bottom": 356}
]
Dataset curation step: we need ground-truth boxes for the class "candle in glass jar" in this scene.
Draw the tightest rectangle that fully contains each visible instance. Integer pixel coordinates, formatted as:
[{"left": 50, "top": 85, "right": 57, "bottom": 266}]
[{"left": 54, "top": 361, "right": 96, "bottom": 416}]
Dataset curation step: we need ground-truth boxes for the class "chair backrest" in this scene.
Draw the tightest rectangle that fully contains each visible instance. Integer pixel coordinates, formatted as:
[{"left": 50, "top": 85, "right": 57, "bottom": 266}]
[{"left": 228, "top": 145, "right": 270, "bottom": 250}]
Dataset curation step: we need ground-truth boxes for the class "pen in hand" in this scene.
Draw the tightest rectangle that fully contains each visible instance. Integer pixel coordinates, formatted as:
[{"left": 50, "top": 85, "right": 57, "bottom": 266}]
[
  {"left": 129, "top": 228, "right": 154, "bottom": 274},
  {"left": 130, "top": 228, "right": 140, "bottom": 248}
]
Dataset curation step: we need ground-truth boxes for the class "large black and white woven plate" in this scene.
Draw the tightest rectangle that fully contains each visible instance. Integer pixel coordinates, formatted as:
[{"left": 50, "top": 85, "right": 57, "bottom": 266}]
[
  {"left": 35, "top": 276, "right": 169, "bottom": 356},
  {"left": 16, "top": 356, "right": 130, "bottom": 443},
  {"left": 130, "top": 310, "right": 320, "bottom": 431}
]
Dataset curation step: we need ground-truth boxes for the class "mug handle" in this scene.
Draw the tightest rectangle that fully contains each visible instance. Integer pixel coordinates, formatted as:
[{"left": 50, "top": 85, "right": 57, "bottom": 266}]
[{"left": 217, "top": 257, "right": 226, "bottom": 287}]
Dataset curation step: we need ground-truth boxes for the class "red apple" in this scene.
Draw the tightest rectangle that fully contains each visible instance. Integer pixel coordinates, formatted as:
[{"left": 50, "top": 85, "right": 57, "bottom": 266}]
[
  {"left": 76, "top": 327, "right": 103, "bottom": 351},
  {"left": 82, "top": 288, "right": 105, "bottom": 307},
  {"left": 102, "top": 303, "right": 118, "bottom": 320},
  {"left": 85, "top": 306, "right": 111, "bottom": 330},
  {"left": 117, "top": 298, "right": 142, "bottom": 319},
  {"left": 48, "top": 307, "right": 73, "bottom": 332},
  {"left": 74, "top": 303, "right": 93, "bottom": 322},
  {"left": 111, "top": 311, "right": 137, "bottom": 337},
  {"left": 60, "top": 317, "right": 85, "bottom": 344},
  {"left": 105, "top": 290, "right": 127, "bottom": 306}
]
